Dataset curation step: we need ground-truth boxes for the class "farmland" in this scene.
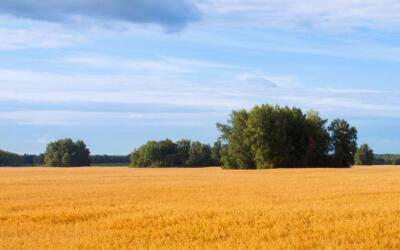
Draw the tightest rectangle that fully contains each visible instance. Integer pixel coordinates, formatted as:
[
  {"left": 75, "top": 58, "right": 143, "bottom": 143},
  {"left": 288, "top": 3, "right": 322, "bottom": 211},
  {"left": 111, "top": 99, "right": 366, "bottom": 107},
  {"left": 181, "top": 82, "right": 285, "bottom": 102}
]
[{"left": 1, "top": 167, "right": 400, "bottom": 249}]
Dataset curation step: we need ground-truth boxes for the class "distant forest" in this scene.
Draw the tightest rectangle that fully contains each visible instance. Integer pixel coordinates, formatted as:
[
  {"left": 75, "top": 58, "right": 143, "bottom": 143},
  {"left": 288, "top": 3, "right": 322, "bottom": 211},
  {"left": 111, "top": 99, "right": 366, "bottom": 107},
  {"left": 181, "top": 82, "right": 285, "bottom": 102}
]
[
  {"left": 0, "top": 104, "right": 398, "bottom": 168},
  {"left": 0, "top": 150, "right": 129, "bottom": 167},
  {"left": 374, "top": 155, "right": 400, "bottom": 165}
]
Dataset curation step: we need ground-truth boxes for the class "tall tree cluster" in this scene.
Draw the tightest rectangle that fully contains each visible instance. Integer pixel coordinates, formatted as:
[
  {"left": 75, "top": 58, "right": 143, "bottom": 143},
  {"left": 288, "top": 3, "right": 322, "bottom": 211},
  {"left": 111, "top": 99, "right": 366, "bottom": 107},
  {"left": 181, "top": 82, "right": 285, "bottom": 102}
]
[
  {"left": 44, "top": 139, "right": 90, "bottom": 167},
  {"left": 130, "top": 139, "right": 220, "bottom": 167},
  {"left": 217, "top": 104, "right": 358, "bottom": 169}
]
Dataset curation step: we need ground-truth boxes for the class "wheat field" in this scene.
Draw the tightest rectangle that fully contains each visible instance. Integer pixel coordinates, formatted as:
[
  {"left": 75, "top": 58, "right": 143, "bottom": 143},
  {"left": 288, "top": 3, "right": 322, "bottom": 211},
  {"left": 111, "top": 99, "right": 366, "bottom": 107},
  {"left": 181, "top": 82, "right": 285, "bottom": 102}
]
[{"left": 1, "top": 166, "right": 400, "bottom": 249}]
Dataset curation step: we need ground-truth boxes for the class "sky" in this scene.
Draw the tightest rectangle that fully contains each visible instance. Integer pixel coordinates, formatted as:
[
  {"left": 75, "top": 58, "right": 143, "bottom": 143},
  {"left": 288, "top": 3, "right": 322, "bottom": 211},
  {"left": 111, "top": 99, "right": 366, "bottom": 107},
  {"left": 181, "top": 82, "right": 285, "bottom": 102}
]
[{"left": 0, "top": 0, "right": 399, "bottom": 155}]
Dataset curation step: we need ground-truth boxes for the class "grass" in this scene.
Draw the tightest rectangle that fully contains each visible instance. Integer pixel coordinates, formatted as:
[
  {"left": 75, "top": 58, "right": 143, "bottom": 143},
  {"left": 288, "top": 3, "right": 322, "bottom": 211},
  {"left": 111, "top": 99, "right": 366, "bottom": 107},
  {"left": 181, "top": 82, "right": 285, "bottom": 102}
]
[{"left": 1, "top": 166, "right": 400, "bottom": 249}]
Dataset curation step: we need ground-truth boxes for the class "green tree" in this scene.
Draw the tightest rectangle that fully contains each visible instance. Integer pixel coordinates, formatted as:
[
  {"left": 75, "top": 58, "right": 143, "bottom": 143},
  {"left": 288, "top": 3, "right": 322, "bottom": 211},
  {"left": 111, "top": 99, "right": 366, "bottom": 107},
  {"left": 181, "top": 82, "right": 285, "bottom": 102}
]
[
  {"left": 217, "top": 110, "right": 255, "bottom": 169},
  {"left": 328, "top": 119, "right": 358, "bottom": 167},
  {"left": 355, "top": 144, "right": 375, "bottom": 165},
  {"left": 130, "top": 139, "right": 220, "bottom": 168},
  {"left": 130, "top": 139, "right": 181, "bottom": 167},
  {"left": 90, "top": 155, "right": 130, "bottom": 165},
  {"left": 304, "top": 111, "right": 330, "bottom": 167},
  {"left": 217, "top": 104, "right": 359, "bottom": 169},
  {"left": 247, "top": 105, "right": 308, "bottom": 168},
  {"left": 156, "top": 139, "right": 179, "bottom": 167},
  {"left": 177, "top": 139, "right": 191, "bottom": 165},
  {"left": 186, "top": 142, "right": 212, "bottom": 167},
  {"left": 211, "top": 140, "right": 223, "bottom": 166},
  {"left": 374, "top": 154, "right": 400, "bottom": 165},
  {"left": 0, "top": 150, "right": 23, "bottom": 166},
  {"left": 44, "top": 139, "right": 90, "bottom": 167},
  {"left": 130, "top": 140, "right": 158, "bottom": 167}
]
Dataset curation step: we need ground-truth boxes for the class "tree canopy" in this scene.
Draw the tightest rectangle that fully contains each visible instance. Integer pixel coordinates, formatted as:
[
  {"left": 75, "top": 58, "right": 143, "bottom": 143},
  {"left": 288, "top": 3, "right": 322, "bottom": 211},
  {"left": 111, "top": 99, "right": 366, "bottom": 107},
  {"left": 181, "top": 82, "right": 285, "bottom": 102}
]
[
  {"left": 374, "top": 154, "right": 400, "bottom": 165},
  {"left": 217, "top": 104, "right": 358, "bottom": 169},
  {"left": 0, "top": 151, "right": 45, "bottom": 167},
  {"left": 44, "top": 139, "right": 90, "bottom": 167},
  {"left": 354, "top": 144, "right": 375, "bottom": 165},
  {"left": 90, "top": 155, "right": 130, "bottom": 165},
  {"left": 130, "top": 139, "right": 219, "bottom": 168},
  {"left": 0, "top": 150, "right": 23, "bottom": 166},
  {"left": 328, "top": 119, "right": 358, "bottom": 167}
]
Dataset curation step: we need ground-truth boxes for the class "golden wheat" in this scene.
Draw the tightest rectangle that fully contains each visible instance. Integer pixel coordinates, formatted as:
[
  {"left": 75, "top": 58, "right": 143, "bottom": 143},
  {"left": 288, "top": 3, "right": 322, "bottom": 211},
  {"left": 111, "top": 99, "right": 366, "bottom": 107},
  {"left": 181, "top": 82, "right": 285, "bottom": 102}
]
[{"left": 1, "top": 166, "right": 400, "bottom": 249}]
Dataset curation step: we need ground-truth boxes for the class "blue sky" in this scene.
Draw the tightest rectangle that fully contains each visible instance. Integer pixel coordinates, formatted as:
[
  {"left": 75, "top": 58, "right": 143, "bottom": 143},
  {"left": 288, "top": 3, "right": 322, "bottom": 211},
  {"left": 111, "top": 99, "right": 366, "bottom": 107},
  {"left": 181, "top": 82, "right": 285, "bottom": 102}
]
[{"left": 0, "top": 0, "right": 399, "bottom": 154}]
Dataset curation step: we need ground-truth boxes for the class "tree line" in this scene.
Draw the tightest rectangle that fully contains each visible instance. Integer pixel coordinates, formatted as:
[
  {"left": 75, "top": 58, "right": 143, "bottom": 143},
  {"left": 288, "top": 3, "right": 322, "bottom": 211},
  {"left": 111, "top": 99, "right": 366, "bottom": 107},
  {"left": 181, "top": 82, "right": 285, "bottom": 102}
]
[
  {"left": 374, "top": 154, "right": 400, "bottom": 165},
  {"left": 0, "top": 104, "right": 398, "bottom": 168},
  {"left": 0, "top": 139, "right": 129, "bottom": 167},
  {"left": 0, "top": 150, "right": 45, "bottom": 166},
  {"left": 353, "top": 144, "right": 400, "bottom": 165},
  {"left": 91, "top": 155, "right": 130, "bottom": 166},
  {"left": 0, "top": 139, "right": 219, "bottom": 167}
]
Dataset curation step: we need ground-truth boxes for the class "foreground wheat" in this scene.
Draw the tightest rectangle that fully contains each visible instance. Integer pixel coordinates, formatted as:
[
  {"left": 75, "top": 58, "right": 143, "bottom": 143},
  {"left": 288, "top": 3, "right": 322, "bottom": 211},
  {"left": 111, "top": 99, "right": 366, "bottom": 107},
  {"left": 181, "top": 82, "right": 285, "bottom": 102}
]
[{"left": 1, "top": 167, "right": 400, "bottom": 249}]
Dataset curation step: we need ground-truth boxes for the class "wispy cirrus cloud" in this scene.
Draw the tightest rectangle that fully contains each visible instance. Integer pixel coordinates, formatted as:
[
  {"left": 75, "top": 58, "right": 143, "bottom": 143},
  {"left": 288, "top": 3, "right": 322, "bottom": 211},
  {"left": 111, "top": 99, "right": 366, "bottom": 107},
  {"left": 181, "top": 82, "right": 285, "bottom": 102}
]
[
  {"left": 198, "top": 0, "right": 400, "bottom": 31},
  {"left": 0, "top": 26, "right": 88, "bottom": 50},
  {"left": 0, "top": 110, "right": 225, "bottom": 126},
  {"left": 62, "top": 54, "right": 242, "bottom": 74},
  {"left": 0, "top": 66, "right": 398, "bottom": 120}
]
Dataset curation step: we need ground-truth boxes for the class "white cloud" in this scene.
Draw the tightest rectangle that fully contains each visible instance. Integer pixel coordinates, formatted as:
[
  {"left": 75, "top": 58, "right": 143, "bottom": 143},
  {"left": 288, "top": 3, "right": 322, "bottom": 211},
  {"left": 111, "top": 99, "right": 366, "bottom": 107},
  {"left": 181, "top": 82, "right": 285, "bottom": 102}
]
[
  {"left": 0, "top": 15, "right": 90, "bottom": 50},
  {"left": 0, "top": 110, "right": 225, "bottom": 126},
  {"left": 35, "top": 134, "right": 56, "bottom": 145},
  {"left": 65, "top": 55, "right": 192, "bottom": 73},
  {"left": 63, "top": 54, "right": 241, "bottom": 74},
  {"left": 197, "top": 0, "right": 400, "bottom": 31},
  {"left": 0, "top": 67, "right": 399, "bottom": 122},
  {"left": 0, "top": 28, "right": 88, "bottom": 50}
]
